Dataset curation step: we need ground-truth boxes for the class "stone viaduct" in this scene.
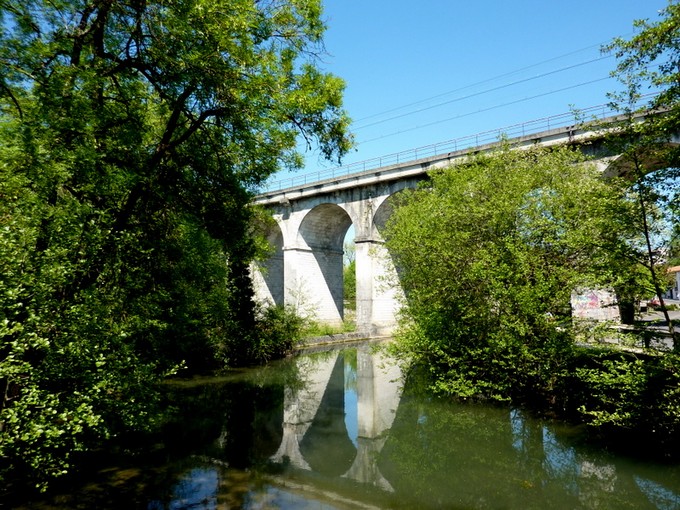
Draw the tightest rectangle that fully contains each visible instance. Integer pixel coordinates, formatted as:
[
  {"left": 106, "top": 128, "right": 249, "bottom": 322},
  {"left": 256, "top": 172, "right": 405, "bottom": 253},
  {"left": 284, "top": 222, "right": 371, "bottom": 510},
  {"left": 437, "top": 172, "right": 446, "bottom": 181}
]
[{"left": 251, "top": 109, "right": 665, "bottom": 336}]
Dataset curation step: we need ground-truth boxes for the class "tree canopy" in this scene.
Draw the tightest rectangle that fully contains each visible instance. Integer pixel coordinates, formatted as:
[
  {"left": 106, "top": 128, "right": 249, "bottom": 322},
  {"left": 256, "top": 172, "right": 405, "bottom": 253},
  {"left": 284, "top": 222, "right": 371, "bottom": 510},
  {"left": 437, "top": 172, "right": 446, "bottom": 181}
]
[
  {"left": 384, "top": 146, "right": 638, "bottom": 401},
  {"left": 0, "top": 0, "right": 351, "bottom": 489},
  {"left": 380, "top": 1, "right": 680, "bottom": 454},
  {"left": 603, "top": 0, "right": 680, "bottom": 341}
]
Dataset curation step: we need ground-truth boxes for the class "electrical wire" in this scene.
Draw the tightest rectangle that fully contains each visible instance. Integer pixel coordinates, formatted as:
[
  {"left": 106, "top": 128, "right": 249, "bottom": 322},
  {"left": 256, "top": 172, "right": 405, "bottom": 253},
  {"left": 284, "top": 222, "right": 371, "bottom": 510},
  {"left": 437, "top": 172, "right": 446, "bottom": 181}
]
[
  {"left": 351, "top": 38, "right": 623, "bottom": 126},
  {"left": 359, "top": 76, "right": 613, "bottom": 144},
  {"left": 353, "top": 55, "right": 615, "bottom": 131}
]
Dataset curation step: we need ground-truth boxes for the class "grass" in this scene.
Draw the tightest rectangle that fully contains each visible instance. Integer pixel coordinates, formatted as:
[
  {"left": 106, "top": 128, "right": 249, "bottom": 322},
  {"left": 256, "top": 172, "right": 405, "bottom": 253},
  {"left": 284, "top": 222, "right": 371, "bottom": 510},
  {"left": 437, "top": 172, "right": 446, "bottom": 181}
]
[{"left": 303, "top": 320, "right": 356, "bottom": 337}]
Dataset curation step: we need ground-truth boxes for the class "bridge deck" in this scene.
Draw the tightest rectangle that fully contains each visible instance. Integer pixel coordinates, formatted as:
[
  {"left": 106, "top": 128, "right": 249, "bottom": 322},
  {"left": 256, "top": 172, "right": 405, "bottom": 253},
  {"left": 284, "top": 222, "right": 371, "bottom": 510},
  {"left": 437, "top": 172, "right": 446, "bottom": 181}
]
[{"left": 255, "top": 104, "right": 632, "bottom": 204}]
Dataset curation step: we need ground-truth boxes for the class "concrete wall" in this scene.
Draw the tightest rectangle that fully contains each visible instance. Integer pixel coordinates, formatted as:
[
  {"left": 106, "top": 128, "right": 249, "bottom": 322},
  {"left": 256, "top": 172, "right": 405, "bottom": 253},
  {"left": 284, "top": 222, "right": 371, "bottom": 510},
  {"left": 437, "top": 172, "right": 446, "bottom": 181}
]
[
  {"left": 571, "top": 289, "right": 621, "bottom": 322},
  {"left": 251, "top": 224, "right": 284, "bottom": 307}
]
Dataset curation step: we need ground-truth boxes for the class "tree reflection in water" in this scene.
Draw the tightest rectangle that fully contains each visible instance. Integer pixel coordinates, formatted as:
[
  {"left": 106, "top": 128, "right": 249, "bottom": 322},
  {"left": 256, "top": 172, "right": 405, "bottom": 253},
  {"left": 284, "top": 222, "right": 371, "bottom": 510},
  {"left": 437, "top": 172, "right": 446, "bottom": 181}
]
[{"left": 20, "top": 343, "right": 680, "bottom": 509}]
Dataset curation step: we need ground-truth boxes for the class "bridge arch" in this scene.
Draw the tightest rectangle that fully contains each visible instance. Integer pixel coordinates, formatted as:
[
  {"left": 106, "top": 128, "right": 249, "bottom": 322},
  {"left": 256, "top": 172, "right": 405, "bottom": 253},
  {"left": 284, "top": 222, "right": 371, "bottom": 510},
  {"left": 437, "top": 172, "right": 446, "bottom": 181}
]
[
  {"left": 298, "top": 203, "right": 354, "bottom": 252},
  {"left": 287, "top": 203, "right": 353, "bottom": 325},
  {"left": 601, "top": 141, "right": 680, "bottom": 178},
  {"left": 354, "top": 191, "right": 408, "bottom": 334},
  {"left": 373, "top": 191, "right": 403, "bottom": 238}
]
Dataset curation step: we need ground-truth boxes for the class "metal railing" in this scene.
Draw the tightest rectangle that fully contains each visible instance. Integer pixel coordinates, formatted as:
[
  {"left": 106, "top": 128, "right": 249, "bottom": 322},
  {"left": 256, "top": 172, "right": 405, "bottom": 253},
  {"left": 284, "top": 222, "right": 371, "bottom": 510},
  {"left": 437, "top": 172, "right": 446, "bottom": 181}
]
[{"left": 258, "top": 102, "right": 623, "bottom": 194}]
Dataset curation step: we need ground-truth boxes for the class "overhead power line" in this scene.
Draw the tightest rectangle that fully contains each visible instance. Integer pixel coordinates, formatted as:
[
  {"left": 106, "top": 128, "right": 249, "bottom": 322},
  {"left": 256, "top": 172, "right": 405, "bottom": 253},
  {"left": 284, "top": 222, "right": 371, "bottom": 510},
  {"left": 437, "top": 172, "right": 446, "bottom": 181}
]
[
  {"left": 354, "top": 54, "right": 615, "bottom": 132},
  {"left": 352, "top": 38, "right": 620, "bottom": 124},
  {"left": 359, "top": 76, "right": 613, "bottom": 145}
]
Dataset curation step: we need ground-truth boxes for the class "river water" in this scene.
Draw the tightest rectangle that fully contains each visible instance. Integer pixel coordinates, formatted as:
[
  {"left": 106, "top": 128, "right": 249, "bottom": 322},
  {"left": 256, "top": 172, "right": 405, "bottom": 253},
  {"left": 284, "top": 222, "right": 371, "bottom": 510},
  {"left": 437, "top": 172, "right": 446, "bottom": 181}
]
[{"left": 17, "top": 341, "right": 680, "bottom": 509}]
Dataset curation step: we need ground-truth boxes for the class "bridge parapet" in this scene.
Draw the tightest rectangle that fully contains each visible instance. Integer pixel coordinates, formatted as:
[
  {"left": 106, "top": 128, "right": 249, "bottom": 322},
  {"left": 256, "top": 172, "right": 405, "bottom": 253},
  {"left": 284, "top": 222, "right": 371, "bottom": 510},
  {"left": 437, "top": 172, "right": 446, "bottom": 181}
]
[
  {"left": 254, "top": 102, "right": 654, "bottom": 200},
  {"left": 255, "top": 111, "right": 647, "bottom": 207}
]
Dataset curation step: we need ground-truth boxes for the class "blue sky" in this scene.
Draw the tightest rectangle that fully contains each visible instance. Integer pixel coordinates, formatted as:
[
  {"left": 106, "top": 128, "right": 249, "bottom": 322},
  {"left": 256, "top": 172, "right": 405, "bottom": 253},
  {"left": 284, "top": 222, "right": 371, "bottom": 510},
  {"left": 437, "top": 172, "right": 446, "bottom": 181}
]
[{"left": 270, "top": 1, "right": 669, "bottom": 187}]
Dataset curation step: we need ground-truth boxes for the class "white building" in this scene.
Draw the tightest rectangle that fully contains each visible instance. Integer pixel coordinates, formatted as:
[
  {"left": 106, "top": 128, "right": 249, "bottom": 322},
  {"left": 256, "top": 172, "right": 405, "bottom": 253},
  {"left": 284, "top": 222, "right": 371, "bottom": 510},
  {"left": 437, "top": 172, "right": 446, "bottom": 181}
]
[{"left": 667, "top": 266, "right": 680, "bottom": 300}]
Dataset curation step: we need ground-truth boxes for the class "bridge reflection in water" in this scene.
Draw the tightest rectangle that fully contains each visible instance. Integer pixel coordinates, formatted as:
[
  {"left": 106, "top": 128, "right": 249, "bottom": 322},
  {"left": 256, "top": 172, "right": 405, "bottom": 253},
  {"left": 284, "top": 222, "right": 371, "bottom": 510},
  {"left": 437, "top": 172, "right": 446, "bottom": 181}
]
[
  {"left": 263, "top": 346, "right": 680, "bottom": 509},
  {"left": 138, "top": 344, "right": 680, "bottom": 510},
  {"left": 270, "top": 345, "right": 402, "bottom": 491}
]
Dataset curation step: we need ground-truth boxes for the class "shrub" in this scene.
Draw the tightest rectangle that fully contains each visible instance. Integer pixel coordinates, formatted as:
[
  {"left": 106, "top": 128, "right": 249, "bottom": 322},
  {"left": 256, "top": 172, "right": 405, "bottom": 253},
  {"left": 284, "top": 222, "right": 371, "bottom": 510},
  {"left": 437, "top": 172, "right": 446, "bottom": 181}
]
[
  {"left": 245, "top": 305, "right": 306, "bottom": 364},
  {"left": 571, "top": 349, "right": 680, "bottom": 454}
]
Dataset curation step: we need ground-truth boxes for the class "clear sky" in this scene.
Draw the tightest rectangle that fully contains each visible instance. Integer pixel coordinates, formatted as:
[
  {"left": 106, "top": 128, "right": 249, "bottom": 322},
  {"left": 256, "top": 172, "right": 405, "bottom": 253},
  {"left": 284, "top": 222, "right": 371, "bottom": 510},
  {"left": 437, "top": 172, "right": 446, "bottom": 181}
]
[{"left": 270, "top": 0, "right": 670, "bottom": 187}]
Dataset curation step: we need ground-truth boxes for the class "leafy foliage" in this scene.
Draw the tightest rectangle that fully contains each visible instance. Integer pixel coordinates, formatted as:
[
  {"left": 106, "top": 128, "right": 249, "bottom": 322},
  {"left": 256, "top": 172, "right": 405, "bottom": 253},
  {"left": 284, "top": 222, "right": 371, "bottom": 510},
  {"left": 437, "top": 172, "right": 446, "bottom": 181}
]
[
  {"left": 343, "top": 258, "right": 356, "bottom": 309},
  {"left": 240, "top": 304, "right": 306, "bottom": 365},
  {"left": 383, "top": 144, "right": 680, "bottom": 451},
  {"left": 384, "top": 146, "right": 637, "bottom": 403},
  {"left": 0, "top": 0, "right": 350, "bottom": 490},
  {"left": 604, "top": 0, "right": 680, "bottom": 343},
  {"left": 571, "top": 349, "right": 680, "bottom": 453}
]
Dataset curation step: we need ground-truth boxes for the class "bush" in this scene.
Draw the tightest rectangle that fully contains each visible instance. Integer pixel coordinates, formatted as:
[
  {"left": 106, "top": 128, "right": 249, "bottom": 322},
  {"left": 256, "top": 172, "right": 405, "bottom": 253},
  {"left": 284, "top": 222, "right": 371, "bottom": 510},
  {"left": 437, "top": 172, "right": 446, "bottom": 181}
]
[
  {"left": 383, "top": 145, "right": 679, "bottom": 454},
  {"left": 245, "top": 305, "right": 306, "bottom": 365},
  {"left": 570, "top": 349, "right": 680, "bottom": 454}
]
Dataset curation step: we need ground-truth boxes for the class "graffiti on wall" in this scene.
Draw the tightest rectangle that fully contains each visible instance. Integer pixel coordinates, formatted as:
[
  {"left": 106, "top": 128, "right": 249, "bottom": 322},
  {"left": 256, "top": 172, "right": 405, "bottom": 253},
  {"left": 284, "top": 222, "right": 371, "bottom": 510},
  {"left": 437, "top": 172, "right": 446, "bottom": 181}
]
[{"left": 571, "top": 289, "right": 620, "bottom": 322}]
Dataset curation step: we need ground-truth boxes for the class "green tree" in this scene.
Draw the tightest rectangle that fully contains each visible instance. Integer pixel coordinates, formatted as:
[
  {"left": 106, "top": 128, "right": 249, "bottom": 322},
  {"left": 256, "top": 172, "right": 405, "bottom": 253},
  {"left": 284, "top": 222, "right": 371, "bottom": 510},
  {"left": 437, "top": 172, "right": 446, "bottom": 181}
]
[
  {"left": 604, "top": 0, "right": 680, "bottom": 344},
  {"left": 344, "top": 258, "right": 356, "bottom": 309},
  {"left": 384, "top": 146, "right": 637, "bottom": 403},
  {"left": 0, "top": 0, "right": 350, "bottom": 489}
]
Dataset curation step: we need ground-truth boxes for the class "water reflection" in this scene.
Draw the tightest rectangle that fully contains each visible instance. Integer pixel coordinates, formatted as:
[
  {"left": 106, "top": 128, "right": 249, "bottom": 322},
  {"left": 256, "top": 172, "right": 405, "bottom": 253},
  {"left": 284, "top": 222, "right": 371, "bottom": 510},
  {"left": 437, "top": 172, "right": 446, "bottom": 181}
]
[
  {"left": 510, "top": 408, "right": 680, "bottom": 509},
  {"left": 148, "top": 468, "right": 218, "bottom": 510},
  {"left": 270, "top": 352, "right": 340, "bottom": 470},
  {"left": 158, "top": 345, "right": 679, "bottom": 509},
  {"left": 20, "top": 343, "right": 680, "bottom": 509},
  {"left": 269, "top": 345, "right": 402, "bottom": 492},
  {"left": 342, "top": 345, "right": 402, "bottom": 491}
]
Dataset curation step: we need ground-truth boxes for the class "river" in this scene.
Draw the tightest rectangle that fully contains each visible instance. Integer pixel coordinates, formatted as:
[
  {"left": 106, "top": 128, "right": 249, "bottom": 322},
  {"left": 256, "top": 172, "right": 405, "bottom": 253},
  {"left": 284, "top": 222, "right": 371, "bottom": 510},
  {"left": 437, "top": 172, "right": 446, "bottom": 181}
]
[{"left": 15, "top": 341, "right": 680, "bottom": 509}]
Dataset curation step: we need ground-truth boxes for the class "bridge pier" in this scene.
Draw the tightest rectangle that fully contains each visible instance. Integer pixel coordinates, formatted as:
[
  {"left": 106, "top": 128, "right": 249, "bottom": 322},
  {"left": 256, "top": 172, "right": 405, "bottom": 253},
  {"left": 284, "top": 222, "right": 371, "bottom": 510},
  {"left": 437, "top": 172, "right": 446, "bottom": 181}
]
[
  {"left": 251, "top": 186, "right": 409, "bottom": 336},
  {"left": 251, "top": 225, "right": 285, "bottom": 307},
  {"left": 355, "top": 239, "right": 401, "bottom": 336}
]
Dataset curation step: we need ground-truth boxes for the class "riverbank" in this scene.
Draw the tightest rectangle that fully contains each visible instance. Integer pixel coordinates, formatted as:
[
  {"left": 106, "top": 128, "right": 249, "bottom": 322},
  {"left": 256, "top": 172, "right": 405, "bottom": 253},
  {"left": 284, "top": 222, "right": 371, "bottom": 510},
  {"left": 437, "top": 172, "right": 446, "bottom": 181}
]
[{"left": 298, "top": 330, "right": 389, "bottom": 347}]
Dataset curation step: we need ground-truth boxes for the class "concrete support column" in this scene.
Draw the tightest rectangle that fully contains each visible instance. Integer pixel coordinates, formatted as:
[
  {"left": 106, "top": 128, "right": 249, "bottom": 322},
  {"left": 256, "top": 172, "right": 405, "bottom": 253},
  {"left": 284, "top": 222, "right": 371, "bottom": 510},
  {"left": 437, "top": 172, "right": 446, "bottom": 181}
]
[
  {"left": 284, "top": 246, "right": 344, "bottom": 326},
  {"left": 251, "top": 251, "right": 284, "bottom": 307},
  {"left": 354, "top": 240, "right": 372, "bottom": 335},
  {"left": 355, "top": 239, "right": 401, "bottom": 335},
  {"left": 343, "top": 345, "right": 402, "bottom": 490}
]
